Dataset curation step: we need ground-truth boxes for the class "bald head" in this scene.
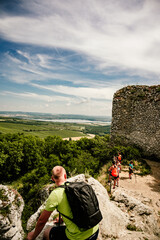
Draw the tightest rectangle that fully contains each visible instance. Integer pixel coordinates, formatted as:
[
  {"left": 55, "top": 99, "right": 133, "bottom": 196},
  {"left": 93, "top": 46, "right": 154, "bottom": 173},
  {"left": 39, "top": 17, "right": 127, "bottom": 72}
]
[{"left": 52, "top": 166, "right": 66, "bottom": 183}]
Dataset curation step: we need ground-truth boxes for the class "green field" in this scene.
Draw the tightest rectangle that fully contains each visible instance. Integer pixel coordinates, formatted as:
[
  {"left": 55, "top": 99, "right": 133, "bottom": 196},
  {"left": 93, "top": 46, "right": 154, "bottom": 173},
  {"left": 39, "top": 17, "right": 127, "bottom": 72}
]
[{"left": 0, "top": 118, "right": 110, "bottom": 138}]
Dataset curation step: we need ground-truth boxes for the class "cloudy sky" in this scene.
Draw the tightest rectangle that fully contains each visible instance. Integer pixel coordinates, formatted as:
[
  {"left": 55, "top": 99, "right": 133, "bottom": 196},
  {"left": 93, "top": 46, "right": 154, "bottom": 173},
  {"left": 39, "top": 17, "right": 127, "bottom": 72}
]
[{"left": 0, "top": 0, "right": 159, "bottom": 116}]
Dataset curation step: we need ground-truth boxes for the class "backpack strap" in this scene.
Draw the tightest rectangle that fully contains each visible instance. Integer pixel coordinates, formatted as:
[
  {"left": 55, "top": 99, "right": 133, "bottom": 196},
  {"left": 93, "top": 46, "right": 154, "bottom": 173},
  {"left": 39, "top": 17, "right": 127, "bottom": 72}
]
[
  {"left": 58, "top": 212, "right": 61, "bottom": 226},
  {"left": 58, "top": 181, "right": 69, "bottom": 188},
  {"left": 58, "top": 210, "right": 73, "bottom": 222},
  {"left": 57, "top": 183, "right": 73, "bottom": 222}
]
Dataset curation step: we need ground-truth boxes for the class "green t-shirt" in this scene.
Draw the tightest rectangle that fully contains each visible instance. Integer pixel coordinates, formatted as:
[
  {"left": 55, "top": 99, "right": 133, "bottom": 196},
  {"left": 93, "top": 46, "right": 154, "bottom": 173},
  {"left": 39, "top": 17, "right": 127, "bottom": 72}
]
[
  {"left": 129, "top": 163, "right": 133, "bottom": 169},
  {"left": 45, "top": 186, "right": 99, "bottom": 240}
]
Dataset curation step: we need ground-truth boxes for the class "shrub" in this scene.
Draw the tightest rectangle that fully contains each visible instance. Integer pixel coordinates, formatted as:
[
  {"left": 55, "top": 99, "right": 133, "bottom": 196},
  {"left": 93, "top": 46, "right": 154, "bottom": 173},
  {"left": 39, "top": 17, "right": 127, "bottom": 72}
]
[{"left": 127, "top": 224, "right": 142, "bottom": 231}]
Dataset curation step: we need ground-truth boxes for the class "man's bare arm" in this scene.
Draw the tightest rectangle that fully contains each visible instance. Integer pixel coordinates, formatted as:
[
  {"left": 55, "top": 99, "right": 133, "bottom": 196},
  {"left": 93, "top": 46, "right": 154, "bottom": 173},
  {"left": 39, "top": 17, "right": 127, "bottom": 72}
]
[{"left": 27, "top": 210, "right": 52, "bottom": 240}]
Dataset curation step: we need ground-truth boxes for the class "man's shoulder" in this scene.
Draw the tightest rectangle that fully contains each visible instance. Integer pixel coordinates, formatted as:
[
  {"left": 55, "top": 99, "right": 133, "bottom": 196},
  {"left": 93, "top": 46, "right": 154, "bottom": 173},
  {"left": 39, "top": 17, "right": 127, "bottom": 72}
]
[
  {"left": 49, "top": 186, "right": 65, "bottom": 197},
  {"left": 54, "top": 186, "right": 65, "bottom": 193}
]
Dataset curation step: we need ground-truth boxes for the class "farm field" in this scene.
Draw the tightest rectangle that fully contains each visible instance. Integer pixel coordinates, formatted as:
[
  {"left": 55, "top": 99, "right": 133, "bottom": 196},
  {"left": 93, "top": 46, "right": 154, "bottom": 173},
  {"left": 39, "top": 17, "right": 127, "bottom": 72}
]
[{"left": 0, "top": 117, "right": 110, "bottom": 138}]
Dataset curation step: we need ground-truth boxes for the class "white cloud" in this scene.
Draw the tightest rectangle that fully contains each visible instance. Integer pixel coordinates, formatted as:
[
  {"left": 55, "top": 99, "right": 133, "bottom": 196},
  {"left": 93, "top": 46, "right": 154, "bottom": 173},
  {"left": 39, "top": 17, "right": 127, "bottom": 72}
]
[
  {"left": 1, "top": 90, "right": 68, "bottom": 102},
  {"left": 31, "top": 83, "right": 116, "bottom": 100},
  {"left": 0, "top": 90, "right": 112, "bottom": 116},
  {"left": 0, "top": 0, "right": 160, "bottom": 77},
  {"left": 51, "top": 85, "right": 115, "bottom": 100}
]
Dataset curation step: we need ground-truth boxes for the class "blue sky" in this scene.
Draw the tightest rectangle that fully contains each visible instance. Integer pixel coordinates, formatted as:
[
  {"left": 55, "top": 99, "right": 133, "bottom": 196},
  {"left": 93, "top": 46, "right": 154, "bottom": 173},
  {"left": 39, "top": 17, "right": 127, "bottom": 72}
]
[{"left": 0, "top": 0, "right": 160, "bottom": 116}]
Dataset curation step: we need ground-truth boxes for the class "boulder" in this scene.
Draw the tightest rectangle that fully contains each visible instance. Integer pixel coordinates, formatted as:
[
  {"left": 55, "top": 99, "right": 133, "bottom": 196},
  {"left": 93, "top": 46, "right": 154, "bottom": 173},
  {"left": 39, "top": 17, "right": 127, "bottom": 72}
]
[
  {"left": 112, "top": 188, "right": 160, "bottom": 236},
  {"left": 0, "top": 184, "right": 24, "bottom": 240}
]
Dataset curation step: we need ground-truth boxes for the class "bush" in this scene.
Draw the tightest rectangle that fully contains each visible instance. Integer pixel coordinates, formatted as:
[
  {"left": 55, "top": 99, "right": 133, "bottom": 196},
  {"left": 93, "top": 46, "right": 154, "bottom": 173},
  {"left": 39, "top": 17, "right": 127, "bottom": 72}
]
[{"left": 127, "top": 224, "right": 142, "bottom": 232}]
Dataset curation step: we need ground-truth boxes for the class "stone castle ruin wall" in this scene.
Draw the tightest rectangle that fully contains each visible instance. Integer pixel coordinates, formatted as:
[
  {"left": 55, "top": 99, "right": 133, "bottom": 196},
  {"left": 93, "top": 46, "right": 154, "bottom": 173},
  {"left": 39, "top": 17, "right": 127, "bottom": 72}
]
[{"left": 111, "top": 85, "right": 160, "bottom": 160}]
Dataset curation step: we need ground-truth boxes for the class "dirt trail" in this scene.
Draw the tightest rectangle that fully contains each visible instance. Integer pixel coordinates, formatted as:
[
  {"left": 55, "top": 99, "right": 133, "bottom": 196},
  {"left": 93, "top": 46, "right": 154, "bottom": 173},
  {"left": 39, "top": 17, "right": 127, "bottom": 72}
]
[
  {"left": 63, "top": 134, "right": 95, "bottom": 141},
  {"left": 117, "top": 160, "right": 160, "bottom": 212},
  {"left": 98, "top": 159, "right": 160, "bottom": 212}
]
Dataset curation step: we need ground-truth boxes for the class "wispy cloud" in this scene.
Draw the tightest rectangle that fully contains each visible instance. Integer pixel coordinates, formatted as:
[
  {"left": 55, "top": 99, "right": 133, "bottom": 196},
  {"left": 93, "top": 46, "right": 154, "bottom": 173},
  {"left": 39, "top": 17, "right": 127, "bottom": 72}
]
[
  {"left": 0, "top": 89, "right": 112, "bottom": 116},
  {"left": 0, "top": 0, "right": 160, "bottom": 77},
  {"left": 31, "top": 83, "right": 115, "bottom": 100},
  {"left": 1, "top": 90, "right": 71, "bottom": 103},
  {"left": 2, "top": 49, "right": 121, "bottom": 89}
]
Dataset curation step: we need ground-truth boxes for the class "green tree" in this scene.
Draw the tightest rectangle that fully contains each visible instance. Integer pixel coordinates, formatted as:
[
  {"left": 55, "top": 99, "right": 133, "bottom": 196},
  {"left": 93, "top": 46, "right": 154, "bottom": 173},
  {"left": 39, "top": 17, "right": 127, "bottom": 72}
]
[
  {"left": 44, "top": 136, "right": 63, "bottom": 158},
  {"left": 68, "top": 151, "right": 100, "bottom": 177},
  {"left": 22, "top": 135, "right": 44, "bottom": 173},
  {"left": 46, "top": 154, "right": 61, "bottom": 173}
]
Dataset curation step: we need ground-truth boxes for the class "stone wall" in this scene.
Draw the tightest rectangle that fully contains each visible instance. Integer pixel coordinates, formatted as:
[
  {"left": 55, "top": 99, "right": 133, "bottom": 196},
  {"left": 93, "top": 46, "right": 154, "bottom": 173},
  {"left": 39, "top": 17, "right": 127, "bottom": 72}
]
[{"left": 111, "top": 85, "right": 160, "bottom": 159}]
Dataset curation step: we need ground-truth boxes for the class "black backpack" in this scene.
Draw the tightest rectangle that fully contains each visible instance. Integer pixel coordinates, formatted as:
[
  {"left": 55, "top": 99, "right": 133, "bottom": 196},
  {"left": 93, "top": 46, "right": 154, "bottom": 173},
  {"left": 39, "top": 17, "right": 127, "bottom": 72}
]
[{"left": 58, "top": 181, "right": 102, "bottom": 229}]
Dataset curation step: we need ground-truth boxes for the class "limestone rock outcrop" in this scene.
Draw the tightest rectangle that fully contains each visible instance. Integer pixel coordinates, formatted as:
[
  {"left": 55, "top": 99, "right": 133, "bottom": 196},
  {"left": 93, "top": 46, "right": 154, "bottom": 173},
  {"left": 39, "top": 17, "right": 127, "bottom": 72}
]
[
  {"left": 112, "top": 188, "right": 159, "bottom": 239},
  {"left": 0, "top": 184, "right": 24, "bottom": 240},
  {"left": 26, "top": 174, "right": 160, "bottom": 240},
  {"left": 111, "top": 85, "right": 160, "bottom": 160}
]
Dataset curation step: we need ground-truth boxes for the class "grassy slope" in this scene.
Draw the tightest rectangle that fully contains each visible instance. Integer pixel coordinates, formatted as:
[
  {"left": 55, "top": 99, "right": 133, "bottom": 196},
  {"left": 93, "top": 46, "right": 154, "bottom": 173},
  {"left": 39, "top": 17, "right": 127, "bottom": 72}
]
[
  {"left": 0, "top": 120, "right": 86, "bottom": 138},
  {"left": 0, "top": 121, "right": 89, "bottom": 139},
  {"left": 0, "top": 118, "right": 110, "bottom": 138}
]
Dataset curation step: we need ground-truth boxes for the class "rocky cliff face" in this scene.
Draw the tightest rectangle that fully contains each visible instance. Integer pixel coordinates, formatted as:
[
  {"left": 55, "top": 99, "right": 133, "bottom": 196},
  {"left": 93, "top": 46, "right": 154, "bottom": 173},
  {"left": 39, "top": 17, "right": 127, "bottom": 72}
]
[
  {"left": 111, "top": 85, "right": 160, "bottom": 159},
  {"left": 0, "top": 185, "right": 24, "bottom": 240}
]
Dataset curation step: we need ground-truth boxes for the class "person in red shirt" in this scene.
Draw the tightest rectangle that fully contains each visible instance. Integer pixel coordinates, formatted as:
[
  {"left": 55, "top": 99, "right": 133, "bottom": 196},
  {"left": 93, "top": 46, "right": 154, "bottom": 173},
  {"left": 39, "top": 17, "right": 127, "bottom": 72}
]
[
  {"left": 117, "top": 153, "right": 122, "bottom": 172},
  {"left": 108, "top": 160, "right": 118, "bottom": 189}
]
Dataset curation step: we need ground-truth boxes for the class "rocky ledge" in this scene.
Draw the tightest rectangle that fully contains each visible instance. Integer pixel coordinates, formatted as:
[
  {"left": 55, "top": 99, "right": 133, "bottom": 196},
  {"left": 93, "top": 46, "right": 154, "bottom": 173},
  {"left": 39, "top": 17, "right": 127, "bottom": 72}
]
[{"left": 0, "top": 184, "right": 24, "bottom": 240}]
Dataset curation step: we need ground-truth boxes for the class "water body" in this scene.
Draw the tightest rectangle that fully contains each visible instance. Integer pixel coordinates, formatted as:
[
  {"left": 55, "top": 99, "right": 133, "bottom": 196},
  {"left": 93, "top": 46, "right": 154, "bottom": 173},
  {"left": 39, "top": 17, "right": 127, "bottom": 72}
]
[
  {"left": 0, "top": 112, "right": 111, "bottom": 125},
  {"left": 33, "top": 118, "right": 111, "bottom": 125}
]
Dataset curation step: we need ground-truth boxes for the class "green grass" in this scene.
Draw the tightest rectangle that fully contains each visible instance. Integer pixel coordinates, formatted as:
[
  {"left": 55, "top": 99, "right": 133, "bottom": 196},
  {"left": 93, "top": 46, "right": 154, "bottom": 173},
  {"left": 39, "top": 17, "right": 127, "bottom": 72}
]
[
  {"left": 0, "top": 189, "right": 8, "bottom": 201},
  {"left": 0, "top": 205, "right": 11, "bottom": 217},
  {"left": 0, "top": 120, "right": 86, "bottom": 138},
  {"left": 0, "top": 118, "right": 110, "bottom": 138}
]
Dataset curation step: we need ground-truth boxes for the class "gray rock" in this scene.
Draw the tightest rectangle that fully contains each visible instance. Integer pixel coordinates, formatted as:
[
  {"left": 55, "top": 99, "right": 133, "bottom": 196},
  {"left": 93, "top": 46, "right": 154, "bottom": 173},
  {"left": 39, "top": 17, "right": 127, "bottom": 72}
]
[
  {"left": 156, "top": 199, "right": 160, "bottom": 207},
  {"left": 0, "top": 184, "right": 24, "bottom": 240},
  {"left": 112, "top": 188, "right": 159, "bottom": 235}
]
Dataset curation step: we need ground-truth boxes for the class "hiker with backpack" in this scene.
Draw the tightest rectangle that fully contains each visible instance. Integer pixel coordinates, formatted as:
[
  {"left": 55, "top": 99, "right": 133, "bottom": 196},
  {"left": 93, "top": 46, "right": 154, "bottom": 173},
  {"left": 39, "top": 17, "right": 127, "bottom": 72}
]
[
  {"left": 129, "top": 160, "right": 134, "bottom": 179},
  {"left": 108, "top": 157, "right": 116, "bottom": 183},
  {"left": 108, "top": 160, "right": 119, "bottom": 189},
  {"left": 27, "top": 166, "right": 101, "bottom": 240},
  {"left": 117, "top": 152, "right": 122, "bottom": 163},
  {"left": 117, "top": 152, "right": 122, "bottom": 172},
  {"left": 116, "top": 160, "right": 121, "bottom": 185}
]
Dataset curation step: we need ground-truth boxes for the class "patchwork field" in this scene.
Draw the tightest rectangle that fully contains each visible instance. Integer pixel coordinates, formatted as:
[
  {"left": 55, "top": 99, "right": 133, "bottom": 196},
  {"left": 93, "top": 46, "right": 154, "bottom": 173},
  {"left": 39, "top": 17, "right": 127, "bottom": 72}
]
[{"left": 0, "top": 117, "right": 110, "bottom": 138}]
